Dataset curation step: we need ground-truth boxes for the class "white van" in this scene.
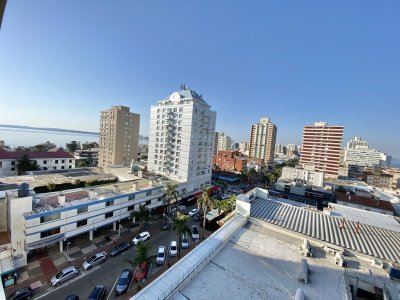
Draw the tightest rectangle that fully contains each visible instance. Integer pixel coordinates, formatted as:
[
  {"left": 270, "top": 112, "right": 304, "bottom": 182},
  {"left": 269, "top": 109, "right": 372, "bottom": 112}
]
[{"left": 156, "top": 246, "right": 166, "bottom": 265}]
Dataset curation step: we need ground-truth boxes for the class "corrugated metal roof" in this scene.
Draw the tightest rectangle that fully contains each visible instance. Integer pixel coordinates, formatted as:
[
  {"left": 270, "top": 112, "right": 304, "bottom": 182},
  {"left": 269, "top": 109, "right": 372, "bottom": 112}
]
[{"left": 250, "top": 198, "right": 400, "bottom": 264}]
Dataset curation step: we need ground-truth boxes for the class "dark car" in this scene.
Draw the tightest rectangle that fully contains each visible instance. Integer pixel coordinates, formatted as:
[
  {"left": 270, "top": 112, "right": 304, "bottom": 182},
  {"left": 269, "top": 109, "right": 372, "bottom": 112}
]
[
  {"left": 160, "top": 222, "right": 172, "bottom": 231},
  {"left": 7, "top": 287, "right": 33, "bottom": 300},
  {"left": 65, "top": 296, "right": 79, "bottom": 300},
  {"left": 88, "top": 285, "right": 106, "bottom": 300},
  {"left": 110, "top": 242, "right": 131, "bottom": 257},
  {"left": 115, "top": 269, "right": 133, "bottom": 295},
  {"left": 193, "top": 213, "right": 204, "bottom": 221}
]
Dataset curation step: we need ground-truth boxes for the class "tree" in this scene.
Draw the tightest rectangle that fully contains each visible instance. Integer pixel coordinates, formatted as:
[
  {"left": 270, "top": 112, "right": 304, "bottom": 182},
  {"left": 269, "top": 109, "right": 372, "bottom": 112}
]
[
  {"left": 77, "top": 160, "right": 87, "bottom": 167},
  {"left": 130, "top": 204, "right": 152, "bottom": 229},
  {"left": 285, "top": 158, "right": 299, "bottom": 168},
  {"left": 197, "top": 187, "right": 215, "bottom": 238},
  {"left": 16, "top": 154, "right": 40, "bottom": 175},
  {"left": 240, "top": 170, "right": 249, "bottom": 184},
  {"left": 214, "top": 196, "right": 236, "bottom": 215},
  {"left": 172, "top": 212, "right": 191, "bottom": 258},
  {"left": 47, "top": 182, "right": 56, "bottom": 192},
  {"left": 126, "top": 241, "right": 152, "bottom": 288},
  {"left": 65, "top": 141, "right": 78, "bottom": 153},
  {"left": 163, "top": 183, "right": 180, "bottom": 215}
]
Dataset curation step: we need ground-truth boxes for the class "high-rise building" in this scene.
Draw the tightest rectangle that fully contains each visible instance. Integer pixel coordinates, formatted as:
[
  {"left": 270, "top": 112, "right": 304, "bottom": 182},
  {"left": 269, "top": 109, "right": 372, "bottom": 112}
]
[
  {"left": 249, "top": 117, "right": 277, "bottom": 164},
  {"left": 214, "top": 132, "right": 232, "bottom": 154},
  {"left": 239, "top": 142, "right": 250, "bottom": 154},
  {"left": 147, "top": 85, "right": 216, "bottom": 192},
  {"left": 98, "top": 106, "right": 140, "bottom": 168},
  {"left": 347, "top": 136, "right": 369, "bottom": 149},
  {"left": 300, "top": 121, "right": 344, "bottom": 177}
]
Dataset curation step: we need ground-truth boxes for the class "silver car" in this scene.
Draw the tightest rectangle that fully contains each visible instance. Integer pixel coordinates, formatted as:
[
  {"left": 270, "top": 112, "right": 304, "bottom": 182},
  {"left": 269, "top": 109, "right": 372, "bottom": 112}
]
[
  {"left": 50, "top": 266, "right": 79, "bottom": 286},
  {"left": 82, "top": 251, "right": 107, "bottom": 270}
]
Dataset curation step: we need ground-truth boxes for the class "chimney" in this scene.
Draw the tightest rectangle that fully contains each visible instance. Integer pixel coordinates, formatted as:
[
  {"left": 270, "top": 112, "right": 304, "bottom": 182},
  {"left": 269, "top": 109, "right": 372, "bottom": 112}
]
[
  {"left": 58, "top": 193, "right": 66, "bottom": 206},
  {"left": 113, "top": 184, "right": 120, "bottom": 194},
  {"left": 132, "top": 182, "right": 137, "bottom": 191}
]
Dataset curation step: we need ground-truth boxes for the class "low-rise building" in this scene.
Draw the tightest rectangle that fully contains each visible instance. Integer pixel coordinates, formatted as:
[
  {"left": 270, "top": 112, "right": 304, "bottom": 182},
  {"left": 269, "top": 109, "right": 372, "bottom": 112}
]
[
  {"left": 280, "top": 166, "right": 324, "bottom": 187},
  {"left": 0, "top": 148, "right": 75, "bottom": 176},
  {"left": 73, "top": 148, "right": 99, "bottom": 167},
  {"left": 4, "top": 179, "right": 164, "bottom": 269},
  {"left": 335, "top": 191, "right": 394, "bottom": 215},
  {"left": 213, "top": 150, "right": 247, "bottom": 172}
]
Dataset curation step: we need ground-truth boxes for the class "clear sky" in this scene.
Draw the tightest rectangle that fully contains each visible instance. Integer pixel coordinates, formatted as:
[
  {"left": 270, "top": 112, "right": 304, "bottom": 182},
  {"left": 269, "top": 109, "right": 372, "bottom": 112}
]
[{"left": 0, "top": 1, "right": 399, "bottom": 157}]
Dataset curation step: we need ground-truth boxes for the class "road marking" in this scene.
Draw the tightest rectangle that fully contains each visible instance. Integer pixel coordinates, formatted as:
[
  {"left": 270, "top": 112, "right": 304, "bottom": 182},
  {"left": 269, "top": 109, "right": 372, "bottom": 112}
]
[{"left": 106, "top": 275, "right": 119, "bottom": 300}]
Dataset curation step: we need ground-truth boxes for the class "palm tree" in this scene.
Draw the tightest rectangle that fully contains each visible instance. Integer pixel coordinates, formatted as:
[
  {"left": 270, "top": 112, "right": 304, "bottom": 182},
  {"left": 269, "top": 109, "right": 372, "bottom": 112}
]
[
  {"left": 163, "top": 183, "right": 180, "bottom": 215},
  {"left": 197, "top": 187, "right": 215, "bottom": 238},
  {"left": 172, "top": 212, "right": 191, "bottom": 258},
  {"left": 126, "top": 241, "right": 152, "bottom": 288},
  {"left": 130, "top": 204, "right": 152, "bottom": 229},
  {"left": 214, "top": 196, "right": 236, "bottom": 215},
  {"left": 16, "top": 154, "right": 40, "bottom": 175},
  {"left": 47, "top": 182, "right": 56, "bottom": 192}
]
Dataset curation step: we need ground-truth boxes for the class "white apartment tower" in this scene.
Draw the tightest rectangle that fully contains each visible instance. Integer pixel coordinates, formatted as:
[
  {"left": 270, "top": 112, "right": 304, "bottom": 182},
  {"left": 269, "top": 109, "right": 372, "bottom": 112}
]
[
  {"left": 98, "top": 106, "right": 140, "bottom": 168},
  {"left": 249, "top": 117, "right": 277, "bottom": 164},
  {"left": 300, "top": 121, "right": 344, "bottom": 177},
  {"left": 214, "top": 132, "right": 232, "bottom": 154},
  {"left": 147, "top": 86, "right": 216, "bottom": 192}
]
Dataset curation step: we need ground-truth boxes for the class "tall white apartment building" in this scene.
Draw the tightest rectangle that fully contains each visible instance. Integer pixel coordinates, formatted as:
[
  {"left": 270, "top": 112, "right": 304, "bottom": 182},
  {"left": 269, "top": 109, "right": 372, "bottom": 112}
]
[
  {"left": 147, "top": 86, "right": 216, "bottom": 192},
  {"left": 347, "top": 136, "right": 368, "bottom": 149},
  {"left": 98, "top": 106, "right": 140, "bottom": 168},
  {"left": 214, "top": 132, "right": 232, "bottom": 154},
  {"left": 249, "top": 117, "right": 277, "bottom": 164}
]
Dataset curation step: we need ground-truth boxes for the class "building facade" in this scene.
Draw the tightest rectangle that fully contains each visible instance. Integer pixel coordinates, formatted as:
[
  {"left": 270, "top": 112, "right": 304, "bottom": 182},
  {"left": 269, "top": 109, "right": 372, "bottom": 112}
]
[
  {"left": 147, "top": 86, "right": 216, "bottom": 192},
  {"left": 300, "top": 121, "right": 344, "bottom": 178},
  {"left": 280, "top": 166, "right": 324, "bottom": 187},
  {"left": 214, "top": 132, "right": 232, "bottom": 154},
  {"left": 4, "top": 180, "right": 163, "bottom": 269},
  {"left": 98, "top": 106, "right": 140, "bottom": 168},
  {"left": 213, "top": 150, "right": 247, "bottom": 172},
  {"left": 249, "top": 117, "right": 277, "bottom": 164},
  {"left": 0, "top": 148, "right": 75, "bottom": 176}
]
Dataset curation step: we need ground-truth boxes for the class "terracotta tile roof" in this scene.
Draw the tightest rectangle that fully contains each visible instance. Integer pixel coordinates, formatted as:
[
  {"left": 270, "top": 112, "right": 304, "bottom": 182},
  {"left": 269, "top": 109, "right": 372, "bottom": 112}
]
[
  {"left": 335, "top": 192, "right": 394, "bottom": 212},
  {"left": 0, "top": 148, "right": 73, "bottom": 160}
]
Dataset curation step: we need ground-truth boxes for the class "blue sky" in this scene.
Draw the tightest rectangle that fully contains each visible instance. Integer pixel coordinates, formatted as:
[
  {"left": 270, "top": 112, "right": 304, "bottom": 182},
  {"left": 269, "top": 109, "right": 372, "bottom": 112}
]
[{"left": 0, "top": 1, "right": 399, "bottom": 157}]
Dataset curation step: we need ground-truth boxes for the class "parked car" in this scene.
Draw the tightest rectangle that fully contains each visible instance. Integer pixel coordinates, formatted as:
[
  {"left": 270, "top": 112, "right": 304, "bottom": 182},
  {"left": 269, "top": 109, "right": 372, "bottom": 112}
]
[
  {"left": 191, "top": 225, "right": 199, "bottom": 241},
  {"left": 181, "top": 235, "right": 189, "bottom": 249},
  {"left": 170, "top": 241, "right": 178, "bottom": 257},
  {"left": 88, "top": 285, "right": 107, "bottom": 300},
  {"left": 160, "top": 222, "right": 172, "bottom": 231},
  {"left": 134, "top": 261, "right": 149, "bottom": 282},
  {"left": 6, "top": 287, "right": 33, "bottom": 300},
  {"left": 156, "top": 246, "right": 166, "bottom": 265},
  {"left": 132, "top": 231, "right": 151, "bottom": 245},
  {"left": 193, "top": 213, "right": 204, "bottom": 221},
  {"left": 82, "top": 251, "right": 107, "bottom": 270},
  {"left": 65, "top": 296, "right": 79, "bottom": 300},
  {"left": 115, "top": 269, "right": 133, "bottom": 295},
  {"left": 110, "top": 242, "right": 131, "bottom": 257},
  {"left": 50, "top": 266, "right": 79, "bottom": 286},
  {"left": 188, "top": 208, "right": 198, "bottom": 216}
]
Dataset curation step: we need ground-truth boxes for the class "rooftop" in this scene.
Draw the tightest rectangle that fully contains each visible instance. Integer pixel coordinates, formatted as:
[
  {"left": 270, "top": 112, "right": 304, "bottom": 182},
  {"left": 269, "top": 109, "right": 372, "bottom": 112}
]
[
  {"left": 324, "top": 203, "right": 400, "bottom": 233},
  {"left": 335, "top": 191, "right": 395, "bottom": 212},
  {"left": 0, "top": 147, "right": 73, "bottom": 160}
]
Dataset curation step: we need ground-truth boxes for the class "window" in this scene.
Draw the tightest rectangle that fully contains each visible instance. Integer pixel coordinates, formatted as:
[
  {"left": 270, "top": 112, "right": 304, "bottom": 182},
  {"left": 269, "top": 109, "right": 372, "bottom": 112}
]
[
  {"left": 69, "top": 166, "right": 72, "bottom": 169},
  {"left": 146, "top": 200, "right": 151, "bottom": 205},
  {"left": 40, "top": 227, "right": 60, "bottom": 239},
  {"left": 77, "top": 206, "right": 88, "bottom": 214},
  {"left": 106, "top": 200, "right": 114, "bottom": 207},
  {"left": 105, "top": 212, "right": 113, "bottom": 218},
  {"left": 128, "top": 205, "right": 135, "bottom": 211},
  {"left": 146, "top": 191, "right": 151, "bottom": 196},
  {"left": 129, "top": 194, "right": 135, "bottom": 200},
  {"left": 77, "top": 219, "right": 87, "bottom": 227},
  {"left": 40, "top": 213, "right": 61, "bottom": 223},
  {"left": 43, "top": 160, "right": 47, "bottom": 164},
  {"left": 69, "top": 159, "right": 72, "bottom": 163},
  {"left": 11, "top": 161, "right": 15, "bottom": 166},
  {"left": 55, "top": 160, "right": 59, "bottom": 164},
  {"left": 61, "top": 166, "right": 65, "bottom": 169},
  {"left": 61, "top": 160, "right": 65, "bottom": 163},
  {"left": 11, "top": 167, "right": 15, "bottom": 171}
]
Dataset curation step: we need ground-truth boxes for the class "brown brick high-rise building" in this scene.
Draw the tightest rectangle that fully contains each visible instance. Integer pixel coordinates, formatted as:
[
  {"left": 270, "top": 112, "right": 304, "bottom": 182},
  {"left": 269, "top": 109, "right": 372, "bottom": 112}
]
[{"left": 300, "top": 121, "right": 344, "bottom": 178}]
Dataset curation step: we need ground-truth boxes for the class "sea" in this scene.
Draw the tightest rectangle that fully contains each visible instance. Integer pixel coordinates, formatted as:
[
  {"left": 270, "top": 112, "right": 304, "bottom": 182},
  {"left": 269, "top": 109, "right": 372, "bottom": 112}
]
[{"left": 0, "top": 127, "right": 99, "bottom": 148}]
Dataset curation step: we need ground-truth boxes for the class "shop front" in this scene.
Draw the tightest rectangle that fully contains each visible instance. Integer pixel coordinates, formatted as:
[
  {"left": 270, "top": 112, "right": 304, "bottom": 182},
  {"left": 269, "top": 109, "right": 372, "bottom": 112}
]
[{"left": 0, "top": 256, "right": 15, "bottom": 288}]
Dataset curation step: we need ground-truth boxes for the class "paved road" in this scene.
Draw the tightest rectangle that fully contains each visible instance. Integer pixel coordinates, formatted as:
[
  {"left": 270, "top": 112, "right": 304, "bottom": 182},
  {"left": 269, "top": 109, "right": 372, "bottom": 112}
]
[{"left": 33, "top": 216, "right": 198, "bottom": 300}]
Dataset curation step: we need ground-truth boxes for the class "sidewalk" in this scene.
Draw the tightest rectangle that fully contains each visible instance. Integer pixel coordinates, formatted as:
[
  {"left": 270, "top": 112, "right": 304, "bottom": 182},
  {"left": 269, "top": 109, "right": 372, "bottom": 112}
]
[{"left": 5, "top": 220, "right": 148, "bottom": 297}]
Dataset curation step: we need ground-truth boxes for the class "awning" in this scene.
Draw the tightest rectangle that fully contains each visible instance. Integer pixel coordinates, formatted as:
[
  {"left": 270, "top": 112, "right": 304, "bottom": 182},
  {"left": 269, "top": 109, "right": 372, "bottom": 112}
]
[{"left": 26, "top": 233, "right": 65, "bottom": 251}]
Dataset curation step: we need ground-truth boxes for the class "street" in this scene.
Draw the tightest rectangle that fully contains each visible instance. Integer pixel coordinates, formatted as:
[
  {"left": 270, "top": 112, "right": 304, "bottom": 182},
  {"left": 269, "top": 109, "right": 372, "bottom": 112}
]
[{"left": 32, "top": 214, "right": 198, "bottom": 300}]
